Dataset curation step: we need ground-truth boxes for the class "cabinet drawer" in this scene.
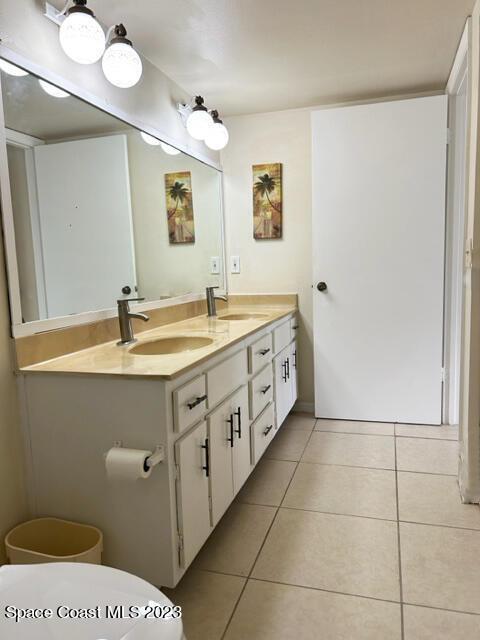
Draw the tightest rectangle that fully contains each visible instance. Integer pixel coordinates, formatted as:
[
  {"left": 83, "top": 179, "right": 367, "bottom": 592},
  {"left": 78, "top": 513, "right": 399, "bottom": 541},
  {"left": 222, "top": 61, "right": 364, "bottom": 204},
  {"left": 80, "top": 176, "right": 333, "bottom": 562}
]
[
  {"left": 173, "top": 374, "right": 208, "bottom": 434},
  {"left": 249, "top": 363, "right": 273, "bottom": 420},
  {"left": 207, "top": 349, "right": 248, "bottom": 408},
  {"left": 273, "top": 319, "right": 292, "bottom": 354},
  {"left": 251, "top": 402, "right": 276, "bottom": 465},
  {"left": 248, "top": 333, "right": 273, "bottom": 374}
]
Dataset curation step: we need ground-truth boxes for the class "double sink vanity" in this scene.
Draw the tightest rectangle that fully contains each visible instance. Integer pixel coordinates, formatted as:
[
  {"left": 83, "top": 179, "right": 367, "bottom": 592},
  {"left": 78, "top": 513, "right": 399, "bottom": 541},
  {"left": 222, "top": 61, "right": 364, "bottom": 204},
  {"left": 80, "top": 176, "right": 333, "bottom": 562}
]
[
  {"left": 18, "top": 298, "right": 298, "bottom": 587},
  {"left": 0, "top": 53, "right": 299, "bottom": 588}
]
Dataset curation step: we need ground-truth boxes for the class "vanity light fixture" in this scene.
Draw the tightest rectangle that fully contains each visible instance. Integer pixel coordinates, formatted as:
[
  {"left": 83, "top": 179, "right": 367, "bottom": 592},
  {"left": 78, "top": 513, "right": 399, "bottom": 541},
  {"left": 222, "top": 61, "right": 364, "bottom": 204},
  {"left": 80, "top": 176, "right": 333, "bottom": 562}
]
[
  {"left": 0, "top": 60, "right": 29, "bottom": 77},
  {"left": 140, "top": 132, "right": 181, "bottom": 155},
  {"left": 102, "top": 24, "right": 143, "bottom": 89},
  {"left": 204, "top": 110, "right": 229, "bottom": 150},
  {"left": 59, "top": 0, "right": 106, "bottom": 65},
  {"left": 160, "top": 142, "right": 181, "bottom": 156},
  {"left": 186, "top": 96, "right": 213, "bottom": 141},
  {"left": 38, "top": 79, "right": 70, "bottom": 98},
  {"left": 140, "top": 132, "right": 161, "bottom": 146}
]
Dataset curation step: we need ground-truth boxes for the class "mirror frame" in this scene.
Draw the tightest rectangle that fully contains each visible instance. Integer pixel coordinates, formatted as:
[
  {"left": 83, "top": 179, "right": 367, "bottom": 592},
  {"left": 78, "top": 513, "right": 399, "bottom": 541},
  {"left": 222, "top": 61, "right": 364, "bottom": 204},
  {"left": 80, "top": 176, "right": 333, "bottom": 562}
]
[{"left": 0, "top": 45, "right": 227, "bottom": 337}]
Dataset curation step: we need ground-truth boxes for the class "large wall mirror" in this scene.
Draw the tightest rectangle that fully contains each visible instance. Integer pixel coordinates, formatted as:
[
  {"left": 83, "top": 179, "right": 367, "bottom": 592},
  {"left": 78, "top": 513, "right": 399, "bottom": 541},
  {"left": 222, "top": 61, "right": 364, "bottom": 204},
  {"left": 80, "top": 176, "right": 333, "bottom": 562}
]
[{"left": 0, "top": 58, "right": 225, "bottom": 330}]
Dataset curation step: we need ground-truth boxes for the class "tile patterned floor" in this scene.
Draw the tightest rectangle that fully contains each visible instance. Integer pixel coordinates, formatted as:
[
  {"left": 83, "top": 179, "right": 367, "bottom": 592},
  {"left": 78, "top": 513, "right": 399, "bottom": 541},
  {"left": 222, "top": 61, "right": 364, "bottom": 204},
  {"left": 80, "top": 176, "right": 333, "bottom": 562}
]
[{"left": 165, "top": 415, "right": 480, "bottom": 640}]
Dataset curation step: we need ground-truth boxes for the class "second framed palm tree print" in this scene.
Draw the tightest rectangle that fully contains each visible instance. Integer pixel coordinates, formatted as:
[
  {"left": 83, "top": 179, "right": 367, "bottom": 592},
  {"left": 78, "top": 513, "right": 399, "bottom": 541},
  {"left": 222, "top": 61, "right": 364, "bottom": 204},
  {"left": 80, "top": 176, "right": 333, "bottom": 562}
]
[
  {"left": 165, "top": 171, "right": 195, "bottom": 244},
  {"left": 253, "top": 163, "right": 283, "bottom": 239}
]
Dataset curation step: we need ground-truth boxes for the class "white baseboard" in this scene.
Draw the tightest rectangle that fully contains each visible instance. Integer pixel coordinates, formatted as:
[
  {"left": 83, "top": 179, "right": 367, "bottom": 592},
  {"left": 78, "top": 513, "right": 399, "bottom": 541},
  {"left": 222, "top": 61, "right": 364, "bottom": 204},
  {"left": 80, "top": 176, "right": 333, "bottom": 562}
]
[{"left": 293, "top": 401, "right": 315, "bottom": 414}]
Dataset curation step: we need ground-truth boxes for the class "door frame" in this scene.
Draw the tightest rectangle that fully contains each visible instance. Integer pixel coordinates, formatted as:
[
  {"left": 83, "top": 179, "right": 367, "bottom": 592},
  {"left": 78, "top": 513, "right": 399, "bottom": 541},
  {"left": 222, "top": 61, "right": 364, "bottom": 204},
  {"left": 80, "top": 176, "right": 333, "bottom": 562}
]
[{"left": 444, "top": 21, "right": 470, "bottom": 425}]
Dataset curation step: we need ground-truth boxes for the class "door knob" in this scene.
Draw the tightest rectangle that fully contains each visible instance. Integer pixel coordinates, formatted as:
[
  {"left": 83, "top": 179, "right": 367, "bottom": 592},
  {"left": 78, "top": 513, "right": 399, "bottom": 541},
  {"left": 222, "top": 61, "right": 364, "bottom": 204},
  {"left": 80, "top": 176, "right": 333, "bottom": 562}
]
[{"left": 317, "top": 282, "right": 328, "bottom": 292}]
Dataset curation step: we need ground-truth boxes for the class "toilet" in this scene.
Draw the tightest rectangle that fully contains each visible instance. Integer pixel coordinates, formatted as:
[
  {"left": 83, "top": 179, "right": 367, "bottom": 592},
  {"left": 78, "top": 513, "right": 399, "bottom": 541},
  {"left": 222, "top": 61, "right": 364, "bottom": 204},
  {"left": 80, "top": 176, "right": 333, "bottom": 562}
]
[{"left": 0, "top": 562, "right": 185, "bottom": 639}]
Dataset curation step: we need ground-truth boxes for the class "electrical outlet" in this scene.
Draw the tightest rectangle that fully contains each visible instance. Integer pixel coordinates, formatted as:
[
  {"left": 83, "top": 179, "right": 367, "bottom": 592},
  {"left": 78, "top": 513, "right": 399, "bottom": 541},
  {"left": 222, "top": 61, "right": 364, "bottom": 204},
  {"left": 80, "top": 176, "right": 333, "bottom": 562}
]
[
  {"left": 210, "top": 256, "right": 220, "bottom": 275},
  {"left": 231, "top": 255, "right": 240, "bottom": 274}
]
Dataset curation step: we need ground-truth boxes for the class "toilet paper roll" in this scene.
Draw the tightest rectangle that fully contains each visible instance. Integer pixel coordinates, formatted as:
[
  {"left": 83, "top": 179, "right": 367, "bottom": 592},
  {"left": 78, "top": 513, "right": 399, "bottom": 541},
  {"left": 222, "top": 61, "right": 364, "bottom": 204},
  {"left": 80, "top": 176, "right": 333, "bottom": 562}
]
[{"left": 105, "top": 447, "right": 153, "bottom": 481}]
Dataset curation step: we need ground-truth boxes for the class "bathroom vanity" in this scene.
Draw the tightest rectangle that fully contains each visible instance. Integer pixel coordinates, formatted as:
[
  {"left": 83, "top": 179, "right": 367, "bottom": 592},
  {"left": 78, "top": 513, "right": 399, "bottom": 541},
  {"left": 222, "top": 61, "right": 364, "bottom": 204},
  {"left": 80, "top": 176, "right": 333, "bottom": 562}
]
[{"left": 19, "top": 306, "right": 297, "bottom": 587}]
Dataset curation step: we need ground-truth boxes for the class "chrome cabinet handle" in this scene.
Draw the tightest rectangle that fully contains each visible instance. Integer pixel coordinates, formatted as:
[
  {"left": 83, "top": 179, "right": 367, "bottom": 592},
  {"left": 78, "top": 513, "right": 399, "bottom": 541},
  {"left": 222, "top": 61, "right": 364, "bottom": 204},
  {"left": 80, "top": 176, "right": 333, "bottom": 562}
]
[
  {"left": 286, "top": 357, "right": 290, "bottom": 379},
  {"left": 187, "top": 394, "right": 207, "bottom": 410},
  {"left": 263, "top": 425, "right": 273, "bottom": 436},
  {"left": 234, "top": 406, "right": 242, "bottom": 438},
  {"left": 261, "top": 384, "right": 272, "bottom": 395},
  {"left": 226, "top": 414, "right": 234, "bottom": 447},
  {"left": 282, "top": 361, "right": 288, "bottom": 382},
  {"left": 201, "top": 438, "right": 210, "bottom": 477}
]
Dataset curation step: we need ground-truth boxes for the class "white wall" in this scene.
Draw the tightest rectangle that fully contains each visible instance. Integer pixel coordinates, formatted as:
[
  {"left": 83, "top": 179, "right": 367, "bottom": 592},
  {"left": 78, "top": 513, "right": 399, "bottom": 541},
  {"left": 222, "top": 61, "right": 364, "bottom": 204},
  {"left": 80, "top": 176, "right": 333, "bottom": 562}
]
[
  {"left": 221, "top": 110, "right": 314, "bottom": 406},
  {"left": 0, "top": 238, "right": 27, "bottom": 563},
  {"left": 127, "top": 132, "right": 224, "bottom": 299}
]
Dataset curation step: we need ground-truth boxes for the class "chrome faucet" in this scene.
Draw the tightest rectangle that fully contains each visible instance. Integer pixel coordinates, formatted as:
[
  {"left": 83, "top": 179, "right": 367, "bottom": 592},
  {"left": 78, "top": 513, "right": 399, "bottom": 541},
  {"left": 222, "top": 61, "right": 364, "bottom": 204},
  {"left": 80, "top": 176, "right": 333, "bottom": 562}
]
[
  {"left": 117, "top": 297, "right": 149, "bottom": 346},
  {"left": 206, "top": 286, "right": 227, "bottom": 317}
]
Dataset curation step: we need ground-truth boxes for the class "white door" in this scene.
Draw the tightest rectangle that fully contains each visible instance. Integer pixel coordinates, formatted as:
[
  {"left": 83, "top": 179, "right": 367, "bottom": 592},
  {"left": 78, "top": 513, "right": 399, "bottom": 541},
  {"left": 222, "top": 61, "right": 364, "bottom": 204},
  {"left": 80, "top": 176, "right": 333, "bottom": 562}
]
[
  {"left": 231, "top": 385, "right": 251, "bottom": 494},
  {"left": 208, "top": 400, "right": 234, "bottom": 526},
  {"left": 33, "top": 135, "right": 136, "bottom": 317},
  {"left": 312, "top": 96, "right": 448, "bottom": 424},
  {"left": 174, "top": 420, "right": 211, "bottom": 568}
]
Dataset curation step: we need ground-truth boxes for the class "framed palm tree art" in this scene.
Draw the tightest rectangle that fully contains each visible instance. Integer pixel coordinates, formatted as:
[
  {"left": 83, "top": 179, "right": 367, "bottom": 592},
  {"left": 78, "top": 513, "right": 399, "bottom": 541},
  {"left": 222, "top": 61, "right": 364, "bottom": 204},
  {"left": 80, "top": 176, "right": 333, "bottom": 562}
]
[
  {"left": 253, "top": 163, "right": 283, "bottom": 239},
  {"left": 164, "top": 171, "right": 195, "bottom": 244}
]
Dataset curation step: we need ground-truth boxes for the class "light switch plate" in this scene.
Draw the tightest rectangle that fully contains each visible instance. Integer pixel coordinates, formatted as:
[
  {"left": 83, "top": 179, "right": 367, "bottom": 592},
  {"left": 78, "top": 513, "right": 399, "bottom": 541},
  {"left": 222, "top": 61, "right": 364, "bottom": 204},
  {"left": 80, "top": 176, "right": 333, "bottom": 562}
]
[
  {"left": 210, "top": 256, "right": 220, "bottom": 275},
  {"left": 231, "top": 255, "right": 240, "bottom": 274}
]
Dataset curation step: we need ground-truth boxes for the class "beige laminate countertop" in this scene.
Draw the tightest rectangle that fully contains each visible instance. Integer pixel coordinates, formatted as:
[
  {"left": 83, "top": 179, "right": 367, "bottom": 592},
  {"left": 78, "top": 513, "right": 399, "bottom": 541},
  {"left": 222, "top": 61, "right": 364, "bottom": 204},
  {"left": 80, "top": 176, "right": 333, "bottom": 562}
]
[{"left": 19, "top": 305, "right": 297, "bottom": 380}]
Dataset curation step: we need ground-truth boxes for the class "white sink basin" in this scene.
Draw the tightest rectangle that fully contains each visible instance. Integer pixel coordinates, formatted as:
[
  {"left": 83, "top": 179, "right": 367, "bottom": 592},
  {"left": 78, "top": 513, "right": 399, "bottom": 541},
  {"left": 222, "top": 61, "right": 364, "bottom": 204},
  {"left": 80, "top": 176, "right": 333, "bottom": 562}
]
[{"left": 219, "top": 313, "right": 268, "bottom": 321}]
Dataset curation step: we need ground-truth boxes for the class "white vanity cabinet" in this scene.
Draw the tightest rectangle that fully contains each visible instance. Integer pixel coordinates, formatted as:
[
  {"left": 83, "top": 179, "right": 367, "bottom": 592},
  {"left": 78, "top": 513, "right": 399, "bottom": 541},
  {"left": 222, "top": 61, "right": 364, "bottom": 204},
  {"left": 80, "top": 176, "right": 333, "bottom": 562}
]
[
  {"left": 207, "top": 384, "right": 250, "bottom": 526},
  {"left": 273, "top": 319, "right": 298, "bottom": 426},
  {"left": 20, "top": 311, "right": 297, "bottom": 588}
]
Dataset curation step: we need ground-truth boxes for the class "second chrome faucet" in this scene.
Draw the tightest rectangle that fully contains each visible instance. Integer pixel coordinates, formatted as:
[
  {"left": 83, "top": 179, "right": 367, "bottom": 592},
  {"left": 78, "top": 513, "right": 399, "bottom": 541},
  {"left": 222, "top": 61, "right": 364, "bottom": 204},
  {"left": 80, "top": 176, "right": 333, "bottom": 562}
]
[{"left": 206, "top": 286, "right": 227, "bottom": 317}]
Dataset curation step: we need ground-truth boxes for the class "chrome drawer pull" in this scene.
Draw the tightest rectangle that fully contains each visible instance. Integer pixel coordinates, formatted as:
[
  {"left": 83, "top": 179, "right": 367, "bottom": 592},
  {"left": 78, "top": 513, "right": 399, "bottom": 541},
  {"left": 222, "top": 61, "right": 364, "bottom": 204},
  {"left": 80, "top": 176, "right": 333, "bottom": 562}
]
[
  {"left": 263, "top": 425, "right": 273, "bottom": 436},
  {"left": 187, "top": 394, "right": 207, "bottom": 410}
]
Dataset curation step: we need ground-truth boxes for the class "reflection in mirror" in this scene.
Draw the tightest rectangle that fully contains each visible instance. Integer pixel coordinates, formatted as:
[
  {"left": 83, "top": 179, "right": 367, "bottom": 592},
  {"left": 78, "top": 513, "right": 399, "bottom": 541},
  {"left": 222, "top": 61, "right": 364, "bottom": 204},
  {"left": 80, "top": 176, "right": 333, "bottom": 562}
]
[{"left": 1, "top": 61, "right": 224, "bottom": 324}]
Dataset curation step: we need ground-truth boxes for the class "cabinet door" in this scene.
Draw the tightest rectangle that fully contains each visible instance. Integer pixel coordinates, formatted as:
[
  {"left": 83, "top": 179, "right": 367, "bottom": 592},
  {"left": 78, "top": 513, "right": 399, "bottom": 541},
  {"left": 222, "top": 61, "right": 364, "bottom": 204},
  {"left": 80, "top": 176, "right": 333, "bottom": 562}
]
[
  {"left": 274, "top": 345, "right": 292, "bottom": 428},
  {"left": 175, "top": 420, "right": 211, "bottom": 568},
  {"left": 208, "top": 400, "right": 235, "bottom": 526},
  {"left": 289, "top": 341, "right": 298, "bottom": 409},
  {"left": 231, "top": 385, "right": 251, "bottom": 494}
]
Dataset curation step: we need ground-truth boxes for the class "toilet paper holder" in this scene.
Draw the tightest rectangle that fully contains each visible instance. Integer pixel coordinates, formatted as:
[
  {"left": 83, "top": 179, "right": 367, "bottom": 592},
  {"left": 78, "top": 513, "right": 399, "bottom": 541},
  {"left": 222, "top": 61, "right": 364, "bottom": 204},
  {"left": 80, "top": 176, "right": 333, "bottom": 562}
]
[{"left": 111, "top": 441, "right": 165, "bottom": 470}]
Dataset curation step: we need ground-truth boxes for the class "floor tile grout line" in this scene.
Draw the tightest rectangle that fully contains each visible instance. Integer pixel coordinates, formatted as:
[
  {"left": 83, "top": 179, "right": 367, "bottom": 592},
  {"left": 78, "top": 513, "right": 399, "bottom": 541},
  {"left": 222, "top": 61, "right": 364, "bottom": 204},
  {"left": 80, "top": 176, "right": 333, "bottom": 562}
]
[
  {"left": 394, "top": 434, "right": 405, "bottom": 640},
  {"left": 198, "top": 569, "right": 480, "bottom": 617},
  {"left": 313, "top": 428, "right": 456, "bottom": 442},
  {"left": 236, "top": 500, "right": 480, "bottom": 531},
  {"left": 264, "top": 456, "right": 458, "bottom": 477},
  {"left": 220, "top": 419, "right": 317, "bottom": 639}
]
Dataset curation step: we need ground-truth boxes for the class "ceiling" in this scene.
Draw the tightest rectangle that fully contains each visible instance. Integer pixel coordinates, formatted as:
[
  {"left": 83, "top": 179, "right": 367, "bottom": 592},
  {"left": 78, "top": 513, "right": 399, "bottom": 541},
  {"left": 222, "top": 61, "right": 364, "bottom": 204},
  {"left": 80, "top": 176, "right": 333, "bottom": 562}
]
[{"left": 52, "top": 0, "right": 475, "bottom": 116}]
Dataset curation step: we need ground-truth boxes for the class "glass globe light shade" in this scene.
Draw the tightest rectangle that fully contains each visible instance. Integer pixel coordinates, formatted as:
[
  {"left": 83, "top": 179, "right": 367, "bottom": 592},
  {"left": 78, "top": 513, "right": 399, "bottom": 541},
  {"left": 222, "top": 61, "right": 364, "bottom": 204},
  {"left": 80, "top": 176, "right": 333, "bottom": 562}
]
[
  {"left": 0, "top": 60, "right": 29, "bottom": 77},
  {"left": 102, "top": 42, "right": 142, "bottom": 88},
  {"left": 205, "top": 122, "right": 229, "bottom": 150},
  {"left": 38, "top": 79, "right": 70, "bottom": 98},
  {"left": 59, "top": 11, "right": 105, "bottom": 65},
  {"left": 160, "top": 142, "right": 181, "bottom": 155},
  {"left": 186, "top": 109, "right": 213, "bottom": 141},
  {"left": 140, "top": 132, "right": 161, "bottom": 145}
]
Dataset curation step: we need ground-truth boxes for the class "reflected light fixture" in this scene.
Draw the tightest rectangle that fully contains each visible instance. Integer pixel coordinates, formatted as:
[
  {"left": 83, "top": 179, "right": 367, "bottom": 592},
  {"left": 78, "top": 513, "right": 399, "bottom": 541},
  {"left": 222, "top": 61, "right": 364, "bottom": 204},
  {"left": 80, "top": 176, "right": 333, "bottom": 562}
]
[
  {"left": 0, "top": 60, "right": 29, "bottom": 77},
  {"left": 102, "top": 24, "right": 142, "bottom": 88},
  {"left": 186, "top": 96, "right": 213, "bottom": 140},
  {"left": 160, "top": 142, "right": 181, "bottom": 156},
  {"left": 59, "top": 0, "right": 105, "bottom": 65},
  {"left": 204, "top": 110, "right": 229, "bottom": 150},
  {"left": 38, "top": 79, "right": 70, "bottom": 98},
  {"left": 140, "top": 132, "right": 160, "bottom": 145}
]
